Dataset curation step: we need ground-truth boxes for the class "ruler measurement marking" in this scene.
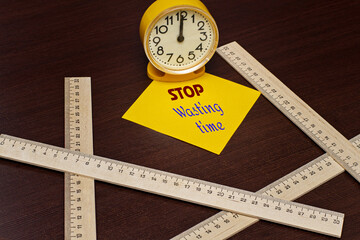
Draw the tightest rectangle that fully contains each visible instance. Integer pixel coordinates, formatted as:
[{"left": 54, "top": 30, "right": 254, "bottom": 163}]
[
  {"left": 65, "top": 77, "right": 96, "bottom": 240},
  {"left": 0, "top": 135, "right": 344, "bottom": 238}
]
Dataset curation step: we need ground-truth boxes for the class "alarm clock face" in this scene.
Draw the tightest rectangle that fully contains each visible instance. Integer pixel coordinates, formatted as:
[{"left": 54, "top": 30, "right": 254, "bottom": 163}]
[{"left": 145, "top": 7, "right": 218, "bottom": 75}]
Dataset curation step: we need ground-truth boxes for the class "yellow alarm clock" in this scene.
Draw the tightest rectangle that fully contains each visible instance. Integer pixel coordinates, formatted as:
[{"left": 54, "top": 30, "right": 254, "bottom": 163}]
[{"left": 140, "top": 0, "right": 219, "bottom": 82}]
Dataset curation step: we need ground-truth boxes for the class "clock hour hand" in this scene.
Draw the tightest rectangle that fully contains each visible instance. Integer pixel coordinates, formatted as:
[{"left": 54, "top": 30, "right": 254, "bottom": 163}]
[{"left": 177, "top": 13, "right": 184, "bottom": 42}]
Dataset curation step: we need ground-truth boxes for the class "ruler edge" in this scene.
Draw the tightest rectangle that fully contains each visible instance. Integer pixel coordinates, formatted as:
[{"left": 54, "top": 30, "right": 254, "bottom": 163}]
[
  {"left": 64, "top": 77, "right": 71, "bottom": 238},
  {"left": 64, "top": 77, "right": 97, "bottom": 240}
]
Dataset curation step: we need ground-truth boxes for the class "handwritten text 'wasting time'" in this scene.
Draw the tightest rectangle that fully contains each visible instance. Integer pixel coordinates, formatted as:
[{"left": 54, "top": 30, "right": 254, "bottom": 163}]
[{"left": 168, "top": 84, "right": 225, "bottom": 133}]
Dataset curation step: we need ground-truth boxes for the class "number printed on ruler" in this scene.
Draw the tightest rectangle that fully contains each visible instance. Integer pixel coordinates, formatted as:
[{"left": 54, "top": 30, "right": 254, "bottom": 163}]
[
  {"left": 0, "top": 135, "right": 345, "bottom": 238},
  {"left": 171, "top": 135, "right": 360, "bottom": 240},
  {"left": 216, "top": 42, "right": 360, "bottom": 182},
  {"left": 64, "top": 77, "right": 96, "bottom": 240}
]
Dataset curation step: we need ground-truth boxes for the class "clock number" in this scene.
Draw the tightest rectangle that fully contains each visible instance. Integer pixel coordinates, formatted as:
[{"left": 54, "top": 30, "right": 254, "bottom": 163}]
[
  {"left": 176, "top": 55, "right": 184, "bottom": 63},
  {"left": 155, "top": 25, "right": 168, "bottom": 34},
  {"left": 188, "top": 51, "right": 195, "bottom": 60},
  {"left": 157, "top": 46, "right": 164, "bottom": 55},
  {"left": 181, "top": 11, "right": 188, "bottom": 20},
  {"left": 176, "top": 11, "right": 188, "bottom": 21},
  {"left": 153, "top": 37, "right": 161, "bottom": 47},
  {"left": 165, "top": 16, "right": 173, "bottom": 25},
  {"left": 200, "top": 32, "right": 207, "bottom": 41},
  {"left": 198, "top": 21, "right": 205, "bottom": 31},
  {"left": 166, "top": 53, "right": 174, "bottom": 62},
  {"left": 191, "top": 14, "right": 195, "bottom": 23},
  {"left": 196, "top": 43, "right": 203, "bottom": 52}
]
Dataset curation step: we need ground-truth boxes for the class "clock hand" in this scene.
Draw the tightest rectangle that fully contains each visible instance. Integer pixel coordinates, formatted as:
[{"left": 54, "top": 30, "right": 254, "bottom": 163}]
[{"left": 177, "top": 13, "right": 184, "bottom": 42}]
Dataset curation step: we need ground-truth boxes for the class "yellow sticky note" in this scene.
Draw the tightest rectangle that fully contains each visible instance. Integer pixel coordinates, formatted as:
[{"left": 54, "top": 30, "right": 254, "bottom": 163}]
[{"left": 123, "top": 73, "right": 260, "bottom": 154}]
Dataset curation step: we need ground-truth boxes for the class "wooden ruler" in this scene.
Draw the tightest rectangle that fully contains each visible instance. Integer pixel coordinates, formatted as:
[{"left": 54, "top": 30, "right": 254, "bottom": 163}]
[
  {"left": 216, "top": 42, "right": 360, "bottom": 182},
  {"left": 171, "top": 135, "right": 360, "bottom": 240},
  {"left": 64, "top": 77, "right": 96, "bottom": 240},
  {"left": 0, "top": 135, "right": 344, "bottom": 238},
  {"left": 171, "top": 41, "right": 360, "bottom": 240}
]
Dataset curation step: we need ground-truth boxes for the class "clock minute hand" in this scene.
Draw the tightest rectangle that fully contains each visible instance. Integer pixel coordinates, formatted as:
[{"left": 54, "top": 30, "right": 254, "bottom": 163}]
[{"left": 177, "top": 13, "right": 184, "bottom": 42}]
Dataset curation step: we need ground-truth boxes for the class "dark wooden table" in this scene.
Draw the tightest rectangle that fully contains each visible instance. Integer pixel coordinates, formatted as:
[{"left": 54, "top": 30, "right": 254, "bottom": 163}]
[{"left": 0, "top": 0, "right": 359, "bottom": 239}]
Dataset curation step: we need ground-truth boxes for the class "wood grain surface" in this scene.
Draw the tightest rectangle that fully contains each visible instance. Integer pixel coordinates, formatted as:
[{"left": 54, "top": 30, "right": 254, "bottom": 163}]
[{"left": 0, "top": 0, "right": 359, "bottom": 239}]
